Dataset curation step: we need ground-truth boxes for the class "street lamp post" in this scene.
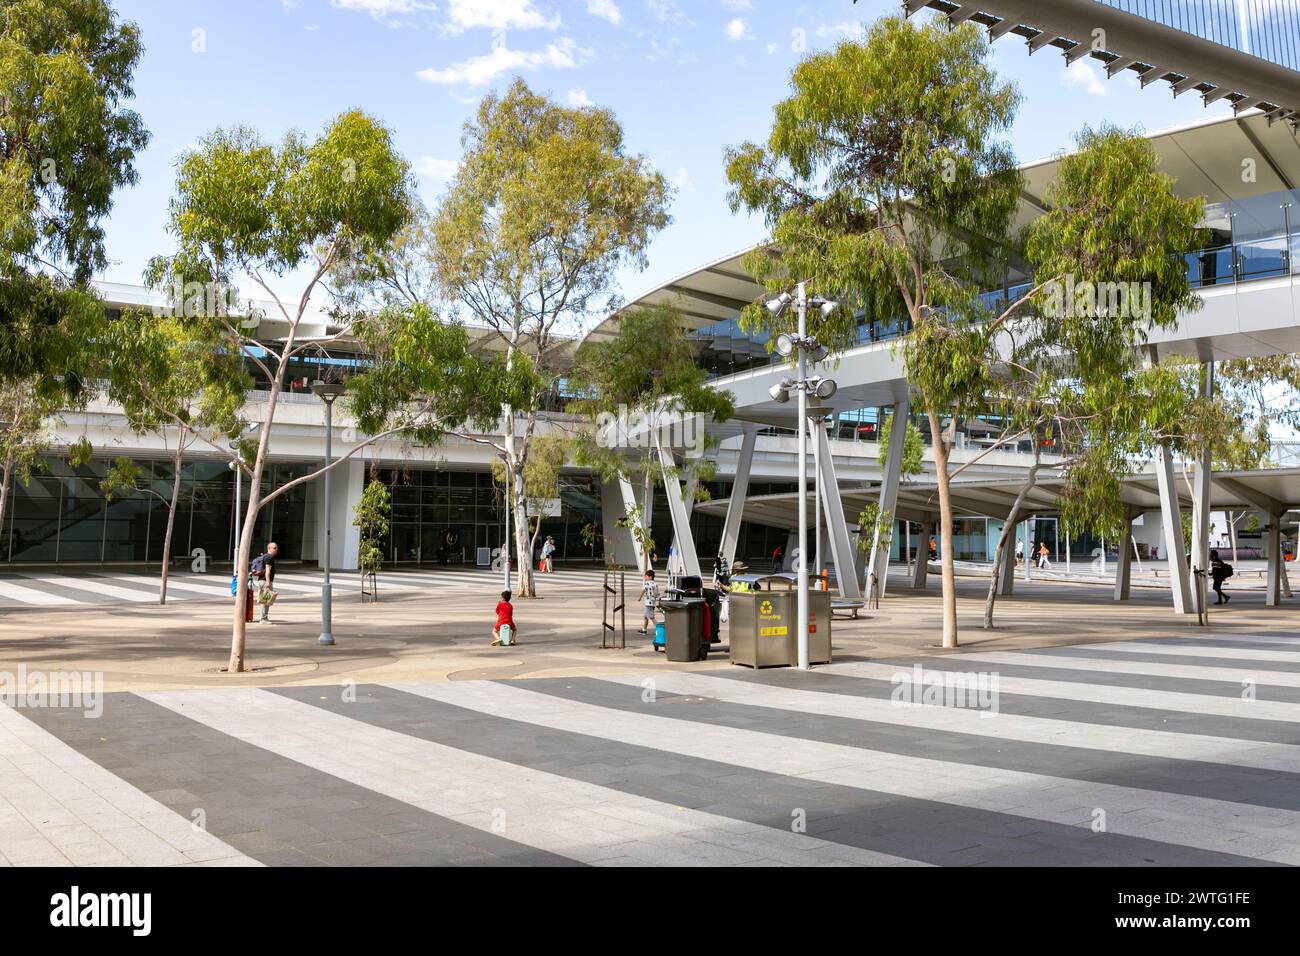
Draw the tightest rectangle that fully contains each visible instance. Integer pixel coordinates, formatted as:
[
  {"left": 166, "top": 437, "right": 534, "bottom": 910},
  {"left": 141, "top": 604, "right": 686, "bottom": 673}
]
[
  {"left": 312, "top": 381, "right": 346, "bottom": 647},
  {"left": 766, "top": 284, "right": 838, "bottom": 671}
]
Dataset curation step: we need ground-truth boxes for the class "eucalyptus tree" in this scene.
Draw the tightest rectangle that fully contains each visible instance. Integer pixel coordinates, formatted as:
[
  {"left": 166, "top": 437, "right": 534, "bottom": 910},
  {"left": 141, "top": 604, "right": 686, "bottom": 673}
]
[
  {"left": 568, "top": 303, "right": 735, "bottom": 568},
  {"left": 139, "top": 112, "right": 522, "bottom": 672},
  {"left": 0, "top": 0, "right": 148, "bottom": 389},
  {"left": 726, "top": 15, "right": 1204, "bottom": 647},
  {"left": 99, "top": 314, "right": 250, "bottom": 604},
  {"left": 430, "top": 79, "right": 671, "bottom": 597}
]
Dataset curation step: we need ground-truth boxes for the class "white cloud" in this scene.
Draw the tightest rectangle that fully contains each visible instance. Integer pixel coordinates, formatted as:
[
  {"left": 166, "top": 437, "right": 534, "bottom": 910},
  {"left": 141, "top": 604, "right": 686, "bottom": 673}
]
[
  {"left": 765, "top": 41, "right": 777, "bottom": 55},
  {"left": 444, "top": 0, "right": 559, "bottom": 33},
  {"left": 586, "top": 0, "right": 621, "bottom": 25},
  {"left": 646, "top": 0, "right": 692, "bottom": 26},
  {"left": 415, "top": 157, "right": 460, "bottom": 179},
  {"left": 724, "top": 17, "right": 749, "bottom": 41},
  {"left": 1062, "top": 57, "right": 1108, "bottom": 97},
  {"left": 815, "top": 21, "right": 866, "bottom": 41},
  {"left": 670, "top": 165, "right": 694, "bottom": 193},
  {"left": 720, "top": 0, "right": 751, "bottom": 9},
  {"left": 566, "top": 87, "right": 593, "bottom": 106},
  {"left": 416, "top": 37, "right": 586, "bottom": 85},
  {"left": 330, "top": 0, "right": 434, "bottom": 20}
]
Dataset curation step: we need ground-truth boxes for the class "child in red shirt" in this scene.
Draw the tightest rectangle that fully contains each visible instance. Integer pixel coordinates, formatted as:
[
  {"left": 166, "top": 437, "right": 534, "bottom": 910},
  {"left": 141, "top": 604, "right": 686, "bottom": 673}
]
[{"left": 491, "top": 590, "right": 517, "bottom": 646}]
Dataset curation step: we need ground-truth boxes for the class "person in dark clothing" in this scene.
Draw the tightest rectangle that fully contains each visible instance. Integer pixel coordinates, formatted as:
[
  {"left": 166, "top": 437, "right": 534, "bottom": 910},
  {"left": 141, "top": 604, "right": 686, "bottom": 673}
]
[
  {"left": 771, "top": 545, "right": 784, "bottom": 574},
  {"left": 255, "top": 541, "right": 278, "bottom": 622},
  {"left": 1210, "top": 549, "right": 1232, "bottom": 605}
]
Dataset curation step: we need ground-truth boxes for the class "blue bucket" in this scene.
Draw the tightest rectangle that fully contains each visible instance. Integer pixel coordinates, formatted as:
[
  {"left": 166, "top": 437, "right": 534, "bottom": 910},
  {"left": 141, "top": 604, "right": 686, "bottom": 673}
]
[{"left": 653, "top": 622, "right": 665, "bottom": 649}]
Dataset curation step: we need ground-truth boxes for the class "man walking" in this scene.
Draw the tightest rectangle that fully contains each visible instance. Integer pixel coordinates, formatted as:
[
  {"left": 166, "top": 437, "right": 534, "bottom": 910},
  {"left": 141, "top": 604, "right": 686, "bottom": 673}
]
[
  {"left": 1210, "top": 549, "right": 1232, "bottom": 604},
  {"left": 254, "top": 541, "right": 279, "bottom": 622}
]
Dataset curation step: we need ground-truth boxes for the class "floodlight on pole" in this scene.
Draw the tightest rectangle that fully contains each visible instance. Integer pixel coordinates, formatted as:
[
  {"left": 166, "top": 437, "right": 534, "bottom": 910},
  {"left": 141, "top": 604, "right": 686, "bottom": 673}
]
[
  {"left": 774, "top": 332, "right": 795, "bottom": 357},
  {"left": 310, "top": 380, "right": 346, "bottom": 647},
  {"left": 815, "top": 378, "right": 838, "bottom": 401}
]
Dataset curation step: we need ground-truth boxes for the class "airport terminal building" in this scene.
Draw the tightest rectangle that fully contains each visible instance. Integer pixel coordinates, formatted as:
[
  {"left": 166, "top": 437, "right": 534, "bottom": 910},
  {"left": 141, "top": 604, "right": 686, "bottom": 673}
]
[{"left": 4, "top": 31, "right": 1300, "bottom": 589}]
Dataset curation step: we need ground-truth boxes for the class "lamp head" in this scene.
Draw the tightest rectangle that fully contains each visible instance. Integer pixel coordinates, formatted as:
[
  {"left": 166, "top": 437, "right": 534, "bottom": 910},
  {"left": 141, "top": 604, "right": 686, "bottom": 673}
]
[
  {"left": 311, "top": 381, "right": 347, "bottom": 404},
  {"left": 814, "top": 378, "right": 838, "bottom": 400},
  {"left": 765, "top": 291, "right": 792, "bottom": 315},
  {"left": 774, "top": 332, "right": 795, "bottom": 357},
  {"left": 768, "top": 381, "right": 792, "bottom": 404}
]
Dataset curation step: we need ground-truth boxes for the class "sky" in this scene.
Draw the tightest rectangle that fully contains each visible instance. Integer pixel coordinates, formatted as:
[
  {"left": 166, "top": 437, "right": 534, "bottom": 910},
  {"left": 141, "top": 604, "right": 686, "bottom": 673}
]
[{"left": 102, "top": 0, "right": 1238, "bottom": 316}]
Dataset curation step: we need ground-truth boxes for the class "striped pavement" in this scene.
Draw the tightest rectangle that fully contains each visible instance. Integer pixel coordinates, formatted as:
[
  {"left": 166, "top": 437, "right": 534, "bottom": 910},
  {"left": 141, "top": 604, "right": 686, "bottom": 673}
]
[
  {"left": 0, "top": 565, "right": 615, "bottom": 609},
  {"left": 4, "top": 629, "right": 1300, "bottom": 865}
]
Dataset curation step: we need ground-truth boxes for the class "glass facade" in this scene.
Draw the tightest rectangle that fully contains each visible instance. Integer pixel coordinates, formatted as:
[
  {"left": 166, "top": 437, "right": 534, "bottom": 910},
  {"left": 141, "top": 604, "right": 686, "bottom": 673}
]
[
  {"left": 1, "top": 456, "right": 315, "bottom": 565},
  {"left": 369, "top": 467, "right": 605, "bottom": 566},
  {"left": 1185, "top": 189, "right": 1298, "bottom": 288}
]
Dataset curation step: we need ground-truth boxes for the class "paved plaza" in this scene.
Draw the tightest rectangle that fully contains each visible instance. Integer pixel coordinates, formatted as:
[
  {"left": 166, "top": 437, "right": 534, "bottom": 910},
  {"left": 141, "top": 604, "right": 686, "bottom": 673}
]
[{"left": 1, "top": 569, "right": 1299, "bottom": 867}]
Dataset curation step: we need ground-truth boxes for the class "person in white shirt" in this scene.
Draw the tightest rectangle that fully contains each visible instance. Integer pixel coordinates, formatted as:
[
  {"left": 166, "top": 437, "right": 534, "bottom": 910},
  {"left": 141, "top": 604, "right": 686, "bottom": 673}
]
[{"left": 639, "top": 569, "right": 659, "bottom": 634}]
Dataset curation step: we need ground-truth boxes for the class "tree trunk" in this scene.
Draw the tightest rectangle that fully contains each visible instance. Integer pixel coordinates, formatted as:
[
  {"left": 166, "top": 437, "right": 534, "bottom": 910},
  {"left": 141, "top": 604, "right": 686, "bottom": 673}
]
[
  {"left": 512, "top": 485, "right": 535, "bottom": 596},
  {"left": 158, "top": 435, "right": 185, "bottom": 605},
  {"left": 0, "top": 453, "right": 13, "bottom": 558},
  {"left": 928, "top": 409, "right": 958, "bottom": 648},
  {"left": 983, "top": 451, "right": 1042, "bottom": 629}
]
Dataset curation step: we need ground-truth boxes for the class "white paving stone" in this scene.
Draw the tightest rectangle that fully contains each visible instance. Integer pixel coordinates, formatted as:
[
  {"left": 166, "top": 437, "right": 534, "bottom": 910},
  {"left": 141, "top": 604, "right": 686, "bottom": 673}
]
[
  {"left": 390, "top": 679, "right": 1300, "bottom": 864},
  {"left": 140, "top": 687, "right": 926, "bottom": 867},
  {"left": 0, "top": 703, "right": 258, "bottom": 867}
]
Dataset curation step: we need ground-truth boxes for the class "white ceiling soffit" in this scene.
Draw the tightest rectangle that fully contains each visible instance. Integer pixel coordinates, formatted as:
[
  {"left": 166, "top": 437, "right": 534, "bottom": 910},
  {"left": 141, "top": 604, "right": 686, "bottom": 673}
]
[{"left": 908, "top": 0, "right": 1300, "bottom": 125}]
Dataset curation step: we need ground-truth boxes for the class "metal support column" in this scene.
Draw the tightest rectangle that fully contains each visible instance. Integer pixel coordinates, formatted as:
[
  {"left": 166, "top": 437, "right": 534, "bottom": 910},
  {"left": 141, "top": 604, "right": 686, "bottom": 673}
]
[
  {"left": 815, "top": 422, "right": 863, "bottom": 600},
  {"left": 999, "top": 524, "right": 1016, "bottom": 596},
  {"left": 1148, "top": 347, "right": 1193, "bottom": 614},
  {"left": 1267, "top": 519, "right": 1283, "bottom": 606},
  {"left": 655, "top": 443, "right": 702, "bottom": 580},
  {"left": 617, "top": 476, "right": 647, "bottom": 575},
  {"left": 870, "top": 396, "right": 911, "bottom": 602},
  {"left": 719, "top": 428, "right": 757, "bottom": 570},
  {"left": 912, "top": 517, "right": 931, "bottom": 589},
  {"left": 1190, "top": 363, "right": 1215, "bottom": 613}
]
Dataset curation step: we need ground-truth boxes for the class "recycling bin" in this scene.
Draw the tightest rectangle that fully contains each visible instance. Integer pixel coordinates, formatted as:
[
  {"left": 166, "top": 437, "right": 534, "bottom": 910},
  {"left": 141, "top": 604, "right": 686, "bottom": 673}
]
[
  {"left": 729, "top": 590, "right": 831, "bottom": 667},
  {"left": 660, "top": 599, "right": 707, "bottom": 661}
]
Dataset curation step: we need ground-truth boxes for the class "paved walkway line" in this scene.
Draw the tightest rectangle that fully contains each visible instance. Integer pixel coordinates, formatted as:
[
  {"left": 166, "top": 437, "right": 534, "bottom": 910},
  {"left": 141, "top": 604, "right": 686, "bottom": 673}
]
[
  {"left": 824, "top": 660, "right": 1300, "bottom": 724},
  {"left": 596, "top": 672, "right": 1300, "bottom": 775},
  {"left": 955, "top": 651, "right": 1300, "bottom": 688},
  {"left": 17, "top": 573, "right": 187, "bottom": 603},
  {"left": 388, "top": 679, "right": 1300, "bottom": 864},
  {"left": 1069, "top": 641, "right": 1300, "bottom": 663},
  {"left": 0, "top": 578, "right": 76, "bottom": 606},
  {"left": 0, "top": 703, "right": 258, "bottom": 867},
  {"left": 139, "top": 687, "right": 924, "bottom": 868}
]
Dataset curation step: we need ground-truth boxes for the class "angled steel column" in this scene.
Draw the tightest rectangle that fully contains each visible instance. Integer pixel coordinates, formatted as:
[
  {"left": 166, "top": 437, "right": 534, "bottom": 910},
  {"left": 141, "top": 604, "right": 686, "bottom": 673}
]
[
  {"left": 670, "top": 467, "right": 699, "bottom": 575},
  {"left": 912, "top": 517, "right": 931, "bottom": 590},
  {"left": 1266, "top": 518, "right": 1283, "bottom": 606},
  {"left": 815, "top": 422, "right": 862, "bottom": 600},
  {"left": 1190, "top": 363, "right": 1215, "bottom": 613},
  {"left": 719, "top": 428, "right": 757, "bottom": 569},
  {"left": 870, "top": 396, "right": 911, "bottom": 601},
  {"left": 656, "top": 442, "right": 702, "bottom": 579},
  {"left": 1147, "top": 347, "right": 1193, "bottom": 614},
  {"left": 616, "top": 476, "right": 647, "bottom": 575},
  {"left": 999, "top": 523, "right": 1016, "bottom": 595}
]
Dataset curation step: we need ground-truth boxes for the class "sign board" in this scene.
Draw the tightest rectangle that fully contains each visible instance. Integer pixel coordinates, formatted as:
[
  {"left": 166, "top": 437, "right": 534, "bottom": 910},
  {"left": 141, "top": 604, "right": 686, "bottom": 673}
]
[{"left": 526, "top": 497, "right": 562, "bottom": 518}]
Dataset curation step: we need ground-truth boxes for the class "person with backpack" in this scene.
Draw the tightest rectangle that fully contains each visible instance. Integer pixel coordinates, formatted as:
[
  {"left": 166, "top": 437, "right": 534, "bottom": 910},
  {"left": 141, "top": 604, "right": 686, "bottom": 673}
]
[
  {"left": 540, "top": 536, "right": 556, "bottom": 573},
  {"left": 771, "top": 544, "right": 784, "bottom": 574},
  {"left": 1210, "top": 548, "right": 1233, "bottom": 604},
  {"left": 252, "top": 541, "right": 279, "bottom": 622}
]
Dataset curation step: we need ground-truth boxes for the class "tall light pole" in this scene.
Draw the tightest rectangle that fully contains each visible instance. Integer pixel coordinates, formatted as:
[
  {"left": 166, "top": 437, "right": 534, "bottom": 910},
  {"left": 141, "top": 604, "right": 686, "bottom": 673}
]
[
  {"left": 312, "top": 381, "right": 346, "bottom": 647},
  {"left": 766, "top": 284, "right": 837, "bottom": 670}
]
